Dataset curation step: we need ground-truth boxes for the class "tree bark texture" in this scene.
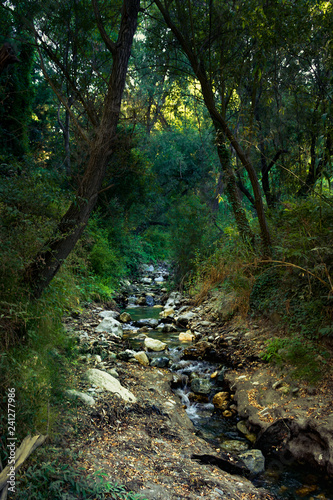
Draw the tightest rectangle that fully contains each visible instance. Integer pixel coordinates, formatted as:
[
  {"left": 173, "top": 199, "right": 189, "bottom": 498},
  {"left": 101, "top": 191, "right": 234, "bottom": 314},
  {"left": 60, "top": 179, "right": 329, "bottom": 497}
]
[{"left": 25, "top": 0, "right": 140, "bottom": 298}]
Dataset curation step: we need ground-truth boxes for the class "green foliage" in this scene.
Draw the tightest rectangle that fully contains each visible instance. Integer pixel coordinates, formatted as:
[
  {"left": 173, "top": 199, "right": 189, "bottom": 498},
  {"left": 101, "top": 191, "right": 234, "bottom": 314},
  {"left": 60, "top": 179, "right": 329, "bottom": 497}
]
[
  {"left": 261, "top": 335, "right": 330, "bottom": 384},
  {"left": 168, "top": 194, "right": 218, "bottom": 283},
  {"left": 14, "top": 461, "right": 147, "bottom": 500}
]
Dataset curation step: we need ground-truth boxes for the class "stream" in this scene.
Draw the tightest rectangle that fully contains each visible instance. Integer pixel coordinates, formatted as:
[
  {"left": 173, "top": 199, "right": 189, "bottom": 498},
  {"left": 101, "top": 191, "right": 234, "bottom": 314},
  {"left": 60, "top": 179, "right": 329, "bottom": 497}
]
[{"left": 118, "top": 278, "right": 333, "bottom": 500}]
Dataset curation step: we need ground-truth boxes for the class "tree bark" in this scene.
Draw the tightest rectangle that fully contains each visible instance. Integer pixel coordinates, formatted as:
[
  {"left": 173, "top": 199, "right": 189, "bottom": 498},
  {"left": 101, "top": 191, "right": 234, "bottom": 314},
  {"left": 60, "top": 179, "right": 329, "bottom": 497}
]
[{"left": 25, "top": 0, "right": 140, "bottom": 299}]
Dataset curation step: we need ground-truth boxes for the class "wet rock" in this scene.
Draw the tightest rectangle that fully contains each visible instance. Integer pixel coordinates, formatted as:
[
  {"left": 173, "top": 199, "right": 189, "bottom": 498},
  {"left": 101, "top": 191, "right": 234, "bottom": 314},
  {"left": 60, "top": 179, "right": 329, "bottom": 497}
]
[
  {"left": 119, "top": 312, "right": 132, "bottom": 323},
  {"left": 133, "top": 351, "right": 150, "bottom": 366},
  {"left": 150, "top": 357, "right": 170, "bottom": 368},
  {"left": 85, "top": 368, "right": 136, "bottom": 402},
  {"left": 220, "top": 439, "right": 249, "bottom": 453},
  {"left": 213, "top": 392, "right": 229, "bottom": 410},
  {"left": 144, "top": 337, "right": 167, "bottom": 352},
  {"left": 223, "top": 410, "right": 233, "bottom": 418},
  {"left": 65, "top": 389, "right": 95, "bottom": 406},
  {"left": 188, "top": 392, "right": 209, "bottom": 403},
  {"left": 136, "top": 318, "right": 159, "bottom": 328},
  {"left": 237, "top": 421, "right": 257, "bottom": 443},
  {"left": 239, "top": 449, "right": 265, "bottom": 475},
  {"left": 191, "top": 377, "right": 212, "bottom": 394},
  {"left": 162, "top": 324, "right": 178, "bottom": 333}
]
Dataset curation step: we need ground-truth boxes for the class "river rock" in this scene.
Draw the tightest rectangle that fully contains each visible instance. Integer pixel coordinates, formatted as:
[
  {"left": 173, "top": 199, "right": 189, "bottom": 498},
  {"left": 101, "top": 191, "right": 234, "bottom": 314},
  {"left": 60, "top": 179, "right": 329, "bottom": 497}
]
[
  {"left": 176, "top": 311, "right": 196, "bottom": 326},
  {"left": 179, "top": 331, "right": 194, "bottom": 341},
  {"left": 134, "top": 351, "right": 150, "bottom": 366},
  {"left": 65, "top": 389, "right": 95, "bottom": 406},
  {"left": 159, "top": 308, "right": 175, "bottom": 318},
  {"left": 237, "top": 421, "right": 257, "bottom": 443},
  {"left": 85, "top": 369, "right": 136, "bottom": 402},
  {"left": 164, "top": 291, "right": 182, "bottom": 309},
  {"left": 150, "top": 357, "right": 170, "bottom": 368},
  {"left": 220, "top": 439, "right": 249, "bottom": 453},
  {"left": 95, "top": 317, "right": 123, "bottom": 338},
  {"left": 117, "top": 349, "right": 136, "bottom": 361},
  {"left": 144, "top": 337, "right": 167, "bottom": 351},
  {"left": 136, "top": 318, "right": 159, "bottom": 328},
  {"left": 183, "top": 341, "right": 216, "bottom": 360},
  {"left": 191, "top": 377, "right": 212, "bottom": 394},
  {"left": 119, "top": 312, "right": 132, "bottom": 323},
  {"left": 162, "top": 324, "right": 177, "bottom": 333},
  {"left": 98, "top": 310, "right": 119, "bottom": 319},
  {"left": 213, "top": 392, "right": 229, "bottom": 410},
  {"left": 238, "top": 449, "right": 265, "bottom": 475}
]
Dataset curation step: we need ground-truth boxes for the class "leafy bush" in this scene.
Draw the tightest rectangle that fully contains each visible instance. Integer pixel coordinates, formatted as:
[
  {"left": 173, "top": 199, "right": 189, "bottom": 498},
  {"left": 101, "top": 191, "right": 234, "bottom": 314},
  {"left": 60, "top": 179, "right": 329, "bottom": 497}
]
[
  {"left": 14, "top": 461, "right": 147, "bottom": 500},
  {"left": 261, "top": 335, "right": 330, "bottom": 383}
]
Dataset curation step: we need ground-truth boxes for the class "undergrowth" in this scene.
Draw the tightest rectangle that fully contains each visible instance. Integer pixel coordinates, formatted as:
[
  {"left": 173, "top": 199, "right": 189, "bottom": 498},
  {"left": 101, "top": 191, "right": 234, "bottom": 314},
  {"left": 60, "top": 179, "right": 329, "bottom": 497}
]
[{"left": 14, "top": 460, "right": 147, "bottom": 499}]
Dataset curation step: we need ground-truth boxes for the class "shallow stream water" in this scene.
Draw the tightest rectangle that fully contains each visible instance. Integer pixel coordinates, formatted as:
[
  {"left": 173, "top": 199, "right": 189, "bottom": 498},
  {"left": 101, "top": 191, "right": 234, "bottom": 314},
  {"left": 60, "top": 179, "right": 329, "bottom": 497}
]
[{"left": 123, "top": 305, "right": 333, "bottom": 500}]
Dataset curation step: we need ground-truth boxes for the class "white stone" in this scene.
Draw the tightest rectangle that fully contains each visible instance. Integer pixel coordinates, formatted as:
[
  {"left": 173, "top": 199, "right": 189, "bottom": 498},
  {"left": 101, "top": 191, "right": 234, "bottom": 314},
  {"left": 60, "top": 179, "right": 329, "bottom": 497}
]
[
  {"left": 98, "top": 310, "right": 119, "bottom": 319},
  {"left": 144, "top": 337, "right": 167, "bottom": 352},
  {"left": 85, "top": 369, "right": 136, "bottom": 402},
  {"left": 95, "top": 317, "right": 123, "bottom": 337}
]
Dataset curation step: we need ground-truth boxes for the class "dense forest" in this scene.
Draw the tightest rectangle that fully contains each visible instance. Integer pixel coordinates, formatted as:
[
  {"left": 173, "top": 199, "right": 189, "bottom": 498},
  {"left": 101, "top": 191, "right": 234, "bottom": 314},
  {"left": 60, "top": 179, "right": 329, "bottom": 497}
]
[{"left": 0, "top": 0, "right": 333, "bottom": 498}]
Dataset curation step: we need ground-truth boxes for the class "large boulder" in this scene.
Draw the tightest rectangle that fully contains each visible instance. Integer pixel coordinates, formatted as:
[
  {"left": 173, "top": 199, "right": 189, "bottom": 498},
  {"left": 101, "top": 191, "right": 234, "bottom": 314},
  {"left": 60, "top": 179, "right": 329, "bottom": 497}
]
[
  {"left": 95, "top": 317, "right": 123, "bottom": 338},
  {"left": 144, "top": 337, "right": 167, "bottom": 352},
  {"left": 85, "top": 369, "right": 136, "bottom": 403}
]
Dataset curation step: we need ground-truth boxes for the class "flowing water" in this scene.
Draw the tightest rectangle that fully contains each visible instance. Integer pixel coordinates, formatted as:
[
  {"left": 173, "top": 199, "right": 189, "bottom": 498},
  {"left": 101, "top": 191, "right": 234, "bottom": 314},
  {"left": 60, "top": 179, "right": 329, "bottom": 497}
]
[{"left": 123, "top": 305, "right": 333, "bottom": 500}]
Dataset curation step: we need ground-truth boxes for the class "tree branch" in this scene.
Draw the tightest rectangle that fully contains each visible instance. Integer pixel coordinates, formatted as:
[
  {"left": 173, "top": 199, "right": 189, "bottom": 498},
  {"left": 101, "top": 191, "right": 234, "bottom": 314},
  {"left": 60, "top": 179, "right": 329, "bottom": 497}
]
[{"left": 92, "top": 0, "right": 116, "bottom": 56}]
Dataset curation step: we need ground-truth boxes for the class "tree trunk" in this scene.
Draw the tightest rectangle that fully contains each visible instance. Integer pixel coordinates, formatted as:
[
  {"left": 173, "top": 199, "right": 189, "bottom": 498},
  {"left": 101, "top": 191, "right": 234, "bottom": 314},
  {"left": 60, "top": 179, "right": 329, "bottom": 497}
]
[
  {"left": 25, "top": 0, "right": 140, "bottom": 299},
  {"left": 215, "top": 134, "right": 254, "bottom": 242},
  {"left": 155, "top": 0, "right": 272, "bottom": 256},
  {"left": 0, "top": 43, "right": 19, "bottom": 74}
]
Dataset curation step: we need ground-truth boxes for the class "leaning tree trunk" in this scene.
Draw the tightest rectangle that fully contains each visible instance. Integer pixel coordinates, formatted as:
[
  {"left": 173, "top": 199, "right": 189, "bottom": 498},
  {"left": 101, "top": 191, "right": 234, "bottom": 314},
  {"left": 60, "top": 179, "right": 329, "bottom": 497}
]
[{"left": 25, "top": 0, "right": 140, "bottom": 299}]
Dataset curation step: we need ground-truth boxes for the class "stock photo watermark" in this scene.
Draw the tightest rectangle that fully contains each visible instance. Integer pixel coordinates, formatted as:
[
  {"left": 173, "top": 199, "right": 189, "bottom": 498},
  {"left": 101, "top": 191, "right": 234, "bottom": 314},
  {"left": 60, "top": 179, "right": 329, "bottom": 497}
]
[{"left": 7, "top": 387, "right": 16, "bottom": 493}]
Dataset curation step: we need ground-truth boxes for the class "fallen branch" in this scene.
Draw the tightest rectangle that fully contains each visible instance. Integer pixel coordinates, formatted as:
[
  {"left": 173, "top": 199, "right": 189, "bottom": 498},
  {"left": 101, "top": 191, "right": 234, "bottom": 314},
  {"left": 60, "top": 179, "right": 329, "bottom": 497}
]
[{"left": 0, "top": 434, "right": 47, "bottom": 497}]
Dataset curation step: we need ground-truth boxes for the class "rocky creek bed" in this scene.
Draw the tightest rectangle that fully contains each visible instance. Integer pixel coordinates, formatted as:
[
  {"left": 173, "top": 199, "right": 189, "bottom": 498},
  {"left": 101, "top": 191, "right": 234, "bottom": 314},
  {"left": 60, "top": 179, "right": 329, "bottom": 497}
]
[{"left": 61, "top": 263, "right": 333, "bottom": 500}]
